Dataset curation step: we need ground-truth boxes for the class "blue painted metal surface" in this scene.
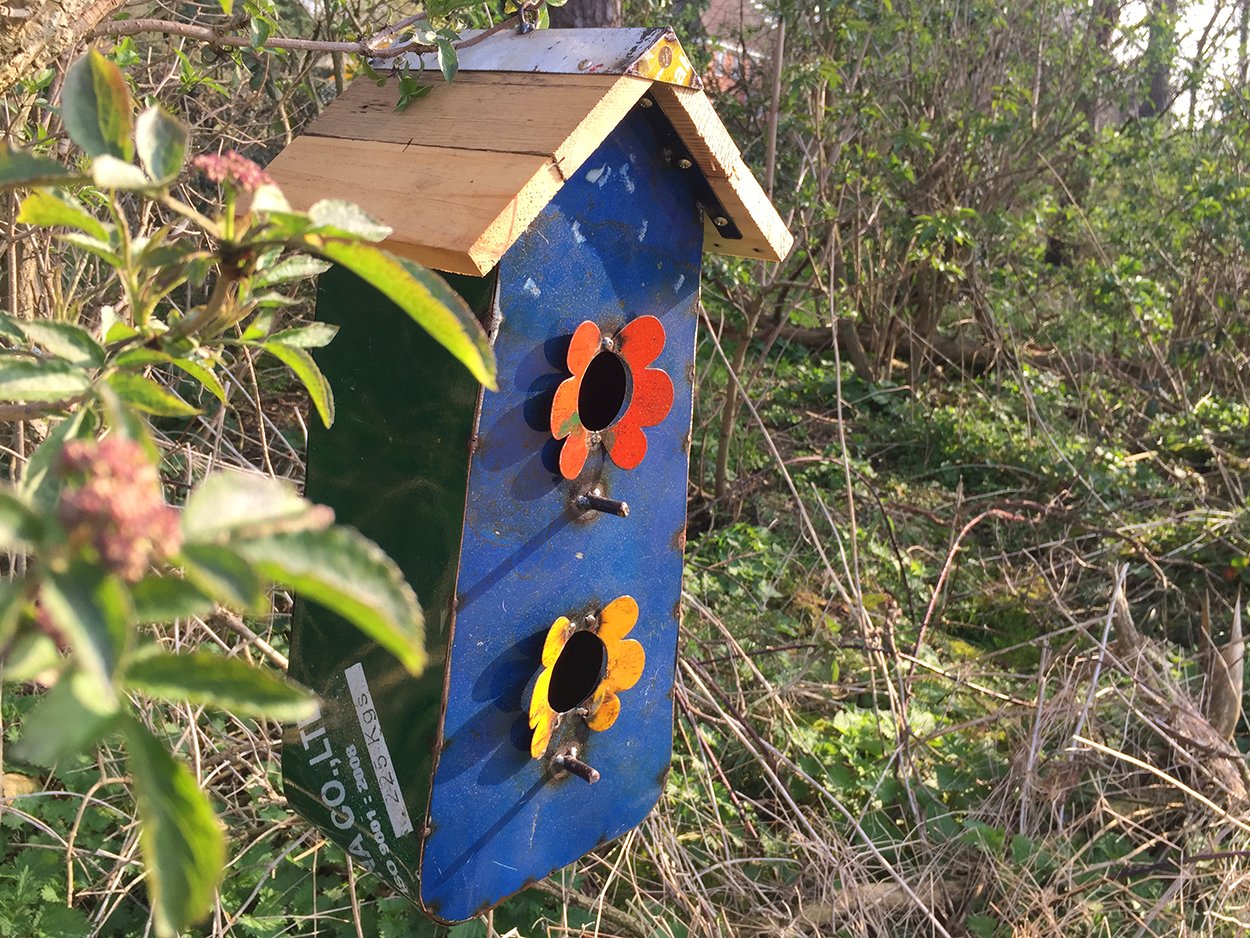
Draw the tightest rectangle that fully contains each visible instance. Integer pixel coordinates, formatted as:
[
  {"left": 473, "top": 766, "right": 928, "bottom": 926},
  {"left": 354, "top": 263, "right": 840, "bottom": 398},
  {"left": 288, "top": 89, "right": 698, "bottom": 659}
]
[{"left": 418, "top": 107, "right": 703, "bottom": 921}]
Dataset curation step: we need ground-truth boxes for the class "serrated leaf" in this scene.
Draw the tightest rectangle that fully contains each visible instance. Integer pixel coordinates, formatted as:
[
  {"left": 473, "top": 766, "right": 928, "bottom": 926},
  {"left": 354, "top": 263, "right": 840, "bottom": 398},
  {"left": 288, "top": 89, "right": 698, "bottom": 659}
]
[
  {"left": 0, "top": 577, "right": 25, "bottom": 648},
  {"left": 250, "top": 183, "right": 290, "bottom": 215},
  {"left": 59, "top": 230, "right": 122, "bottom": 265},
  {"left": 182, "top": 471, "right": 331, "bottom": 543},
  {"left": 0, "top": 489, "right": 41, "bottom": 550},
  {"left": 436, "top": 38, "right": 458, "bottom": 82},
  {"left": 12, "top": 316, "right": 105, "bottom": 367},
  {"left": 0, "top": 146, "right": 72, "bottom": 188},
  {"left": 135, "top": 105, "right": 188, "bottom": 185},
  {"left": 130, "top": 576, "right": 214, "bottom": 625},
  {"left": 13, "top": 669, "right": 121, "bottom": 766},
  {"left": 179, "top": 543, "right": 265, "bottom": 612},
  {"left": 17, "top": 189, "right": 108, "bottom": 241},
  {"left": 91, "top": 155, "right": 149, "bottom": 190},
  {"left": 38, "top": 562, "right": 131, "bottom": 697},
  {"left": 108, "top": 372, "right": 200, "bottom": 417},
  {"left": 298, "top": 239, "right": 496, "bottom": 389},
  {"left": 308, "top": 200, "right": 392, "bottom": 241},
  {"left": 20, "top": 409, "right": 95, "bottom": 507},
  {"left": 3, "top": 631, "right": 62, "bottom": 684},
  {"left": 261, "top": 341, "right": 334, "bottom": 427},
  {"left": 236, "top": 526, "right": 425, "bottom": 674},
  {"left": 62, "top": 51, "right": 134, "bottom": 161},
  {"left": 123, "top": 718, "right": 225, "bottom": 938},
  {"left": 267, "top": 324, "right": 339, "bottom": 349},
  {"left": 0, "top": 357, "right": 92, "bottom": 402},
  {"left": 125, "top": 650, "right": 316, "bottom": 720},
  {"left": 252, "top": 255, "right": 330, "bottom": 288}
]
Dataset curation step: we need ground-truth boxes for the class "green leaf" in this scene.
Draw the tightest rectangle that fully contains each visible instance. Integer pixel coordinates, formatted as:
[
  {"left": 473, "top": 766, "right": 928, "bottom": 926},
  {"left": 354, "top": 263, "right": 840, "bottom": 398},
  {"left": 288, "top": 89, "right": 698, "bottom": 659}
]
[
  {"left": 39, "top": 562, "right": 131, "bottom": 696},
  {"left": 123, "top": 718, "right": 225, "bottom": 938},
  {"left": 218, "top": 0, "right": 234, "bottom": 15},
  {"left": 113, "top": 348, "right": 227, "bottom": 404},
  {"left": 91, "top": 155, "right": 149, "bottom": 190},
  {"left": 0, "top": 357, "right": 91, "bottom": 402},
  {"left": 4, "top": 630, "right": 62, "bottom": 684},
  {"left": 182, "top": 471, "right": 331, "bottom": 543},
  {"left": 0, "top": 577, "right": 26, "bottom": 647},
  {"left": 11, "top": 316, "right": 106, "bottom": 367},
  {"left": 13, "top": 669, "right": 121, "bottom": 766},
  {"left": 261, "top": 341, "right": 334, "bottom": 427},
  {"left": 308, "top": 200, "right": 391, "bottom": 241},
  {"left": 236, "top": 526, "right": 425, "bottom": 674},
  {"left": 108, "top": 372, "right": 200, "bottom": 417},
  {"left": 395, "top": 73, "right": 432, "bottom": 112},
  {"left": 59, "top": 231, "right": 122, "bottom": 265},
  {"left": 0, "top": 146, "right": 72, "bottom": 188},
  {"left": 252, "top": 255, "right": 330, "bottom": 288},
  {"left": 135, "top": 105, "right": 188, "bottom": 185},
  {"left": 0, "top": 489, "right": 41, "bottom": 550},
  {"left": 179, "top": 543, "right": 265, "bottom": 612},
  {"left": 20, "top": 409, "right": 95, "bottom": 507},
  {"left": 125, "top": 650, "right": 316, "bottom": 721},
  {"left": 130, "top": 576, "right": 214, "bottom": 625},
  {"left": 17, "top": 189, "right": 108, "bottom": 241},
  {"left": 267, "top": 323, "right": 339, "bottom": 349},
  {"left": 61, "top": 50, "right": 134, "bottom": 161},
  {"left": 436, "top": 38, "right": 459, "bottom": 83},
  {"left": 300, "top": 240, "right": 496, "bottom": 389}
]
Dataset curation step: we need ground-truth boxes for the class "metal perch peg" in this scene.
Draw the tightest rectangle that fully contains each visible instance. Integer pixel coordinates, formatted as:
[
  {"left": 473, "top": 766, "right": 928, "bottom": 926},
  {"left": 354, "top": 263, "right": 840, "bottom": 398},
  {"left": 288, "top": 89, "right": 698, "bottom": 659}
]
[
  {"left": 577, "top": 490, "right": 630, "bottom": 517},
  {"left": 554, "top": 750, "right": 601, "bottom": 784}
]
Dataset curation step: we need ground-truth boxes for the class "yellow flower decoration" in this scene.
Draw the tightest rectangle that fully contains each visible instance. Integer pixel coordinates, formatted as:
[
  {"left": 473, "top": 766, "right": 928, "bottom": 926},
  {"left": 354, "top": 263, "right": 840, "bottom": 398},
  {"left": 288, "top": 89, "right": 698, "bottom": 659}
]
[{"left": 527, "top": 596, "right": 646, "bottom": 759}]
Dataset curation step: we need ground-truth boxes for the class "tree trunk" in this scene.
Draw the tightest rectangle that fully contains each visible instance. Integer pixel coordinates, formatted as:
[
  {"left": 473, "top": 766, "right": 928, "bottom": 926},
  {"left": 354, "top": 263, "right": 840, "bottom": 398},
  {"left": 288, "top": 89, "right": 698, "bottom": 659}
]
[
  {"left": 549, "top": 0, "right": 622, "bottom": 28},
  {"left": 1139, "top": 0, "right": 1178, "bottom": 118},
  {"left": 0, "top": 0, "right": 126, "bottom": 95}
]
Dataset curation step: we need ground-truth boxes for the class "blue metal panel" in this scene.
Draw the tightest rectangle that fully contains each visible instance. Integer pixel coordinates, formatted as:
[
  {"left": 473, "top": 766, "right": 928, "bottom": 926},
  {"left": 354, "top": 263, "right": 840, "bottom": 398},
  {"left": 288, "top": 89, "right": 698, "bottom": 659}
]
[{"left": 419, "top": 107, "right": 702, "bottom": 921}]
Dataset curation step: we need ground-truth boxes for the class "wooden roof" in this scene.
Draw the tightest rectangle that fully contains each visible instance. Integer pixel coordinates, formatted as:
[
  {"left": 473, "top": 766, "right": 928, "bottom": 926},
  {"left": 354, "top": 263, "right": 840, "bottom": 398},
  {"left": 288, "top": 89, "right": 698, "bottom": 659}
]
[{"left": 266, "top": 28, "right": 793, "bottom": 276}]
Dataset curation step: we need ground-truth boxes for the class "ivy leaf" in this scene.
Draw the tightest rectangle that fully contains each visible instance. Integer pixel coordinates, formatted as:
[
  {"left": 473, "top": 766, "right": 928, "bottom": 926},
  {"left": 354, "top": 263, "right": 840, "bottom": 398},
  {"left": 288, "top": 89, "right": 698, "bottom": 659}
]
[
  {"left": 0, "top": 357, "right": 92, "bottom": 402},
  {"left": 261, "top": 341, "right": 334, "bottom": 427},
  {"left": 12, "top": 669, "right": 121, "bottom": 766},
  {"left": 123, "top": 718, "right": 225, "bottom": 938},
  {"left": 182, "top": 471, "right": 331, "bottom": 544},
  {"left": 135, "top": 105, "right": 188, "bottom": 185},
  {"left": 108, "top": 372, "right": 200, "bottom": 417},
  {"left": 61, "top": 50, "right": 134, "bottom": 161},
  {"left": 178, "top": 543, "right": 266, "bottom": 612},
  {"left": 298, "top": 239, "right": 496, "bottom": 389},
  {"left": 17, "top": 189, "right": 109, "bottom": 241},
  {"left": 236, "top": 526, "right": 426, "bottom": 674},
  {"left": 0, "top": 146, "right": 72, "bottom": 189},
  {"left": 0, "top": 489, "right": 41, "bottom": 551},
  {"left": 38, "top": 562, "right": 132, "bottom": 697},
  {"left": 124, "top": 650, "right": 316, "bottom": 721}
]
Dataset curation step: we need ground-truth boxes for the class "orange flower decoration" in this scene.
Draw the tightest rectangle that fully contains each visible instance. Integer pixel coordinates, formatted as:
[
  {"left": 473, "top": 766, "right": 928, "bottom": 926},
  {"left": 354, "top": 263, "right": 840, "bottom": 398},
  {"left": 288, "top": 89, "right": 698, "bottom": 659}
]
[
  {"left": 549, "top": 317, "right": 674, "bottom": 479},
  {"left": 527, "top": 596, "right": 646, "bottom": 759}
]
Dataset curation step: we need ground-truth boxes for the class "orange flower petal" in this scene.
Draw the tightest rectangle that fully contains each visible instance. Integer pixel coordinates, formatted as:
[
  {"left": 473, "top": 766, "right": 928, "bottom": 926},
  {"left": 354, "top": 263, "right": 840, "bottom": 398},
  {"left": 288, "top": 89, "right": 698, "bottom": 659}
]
[
  {"left": 628, "top": 367, "right": 674, "bottom": 429},
  {"left": 550, "top": 376, "right": 581, "bottom": 440},
  {"left": 567, "top": 320, "right": 601, "bottom": 375},
  {"left": 541, "top": 616, "right": 570, "bottom": 668},
  {"left": 530, "top": 708, "right": 554, "bottom": 757},
  {"left": 604, "top": 420, "right": 646, "bottom": 470},
  {"left": 559, "top": 428, "right": 590, "bottom": 479},
  {"left": 587, "top": 689, "right": 621, "bottom": 731},
  {"left": 618, "top": 315, "right": 665, "bottom": 368},
  {"left": 599, "top": 595, "right": 638, "bottom": 642},
  {"left": 606, "top": 638, "right": 645, "bottom": 692},
  {"left": 528, "top": 667, "right": 553, "bottom": 726}
]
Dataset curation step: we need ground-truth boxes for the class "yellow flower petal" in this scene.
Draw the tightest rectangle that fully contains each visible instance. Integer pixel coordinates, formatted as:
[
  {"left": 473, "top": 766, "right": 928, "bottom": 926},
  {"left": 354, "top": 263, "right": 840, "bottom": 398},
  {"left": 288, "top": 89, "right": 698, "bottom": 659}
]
[
  {"left": 599, "top": 595, "right": 638, "bottom": 642},
  {"left": 606, "top": 638, "right": 645, "bottom": 692},
  {"left": 541, "top": 616, "right": 571, "bottom": 668},
  {"left": 530, "top": 709, "right": 554, "bottom": 758},
  {"left": 587, "top": 689, "right": 621, "bottom": 731},
  {"left": 528, "top": 667, "right": 552, "bottom": 727}
]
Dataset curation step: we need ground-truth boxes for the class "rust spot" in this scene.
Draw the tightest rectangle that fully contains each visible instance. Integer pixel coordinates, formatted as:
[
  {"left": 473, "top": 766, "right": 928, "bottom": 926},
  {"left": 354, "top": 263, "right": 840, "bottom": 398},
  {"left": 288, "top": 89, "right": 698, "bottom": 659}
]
[{"left": 671, "top": 524, "right": 687, "bottom": 552}]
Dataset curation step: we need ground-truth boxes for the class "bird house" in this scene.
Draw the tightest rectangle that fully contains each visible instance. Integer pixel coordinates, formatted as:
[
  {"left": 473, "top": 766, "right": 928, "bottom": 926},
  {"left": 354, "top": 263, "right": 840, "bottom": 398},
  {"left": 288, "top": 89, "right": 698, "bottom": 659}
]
[{"left": 268, "top": 27, "right": 791, "bottom": 923}]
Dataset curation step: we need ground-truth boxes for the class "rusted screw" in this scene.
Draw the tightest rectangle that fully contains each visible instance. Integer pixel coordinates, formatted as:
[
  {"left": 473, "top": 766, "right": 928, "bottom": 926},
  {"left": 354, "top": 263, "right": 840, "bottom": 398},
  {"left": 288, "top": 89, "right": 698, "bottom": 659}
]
[{"left": 554, "top": 750, "right": 600, "bottom": 785}]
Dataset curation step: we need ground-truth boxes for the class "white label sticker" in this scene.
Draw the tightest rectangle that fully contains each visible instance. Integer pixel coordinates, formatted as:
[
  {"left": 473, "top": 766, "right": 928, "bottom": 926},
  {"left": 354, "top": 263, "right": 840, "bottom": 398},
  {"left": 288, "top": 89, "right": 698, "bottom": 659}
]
[{"left": 344, "top": 663, "right": 413, "bottom": 837}]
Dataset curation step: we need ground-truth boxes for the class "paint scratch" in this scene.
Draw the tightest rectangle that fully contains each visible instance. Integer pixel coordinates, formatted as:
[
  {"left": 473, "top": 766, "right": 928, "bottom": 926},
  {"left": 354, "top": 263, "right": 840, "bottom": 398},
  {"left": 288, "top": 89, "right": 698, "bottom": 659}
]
[
  {"left": 674, "top": 274, "right": 686, "bottom": 293},
  {"left": 571, "top": 220, "right": 586, "bottom": 244},
  {"left": 638, "top": 220, "right": 649, "bottom": 242},
  {"left": 620, "top": 163, "right": 636, "bottom": 193},
  {"left": 523, "top": 278, "right": 542, "bottom": 297},
  {"left": 585, "top": 164, "right": 611, "bottom": 186}
]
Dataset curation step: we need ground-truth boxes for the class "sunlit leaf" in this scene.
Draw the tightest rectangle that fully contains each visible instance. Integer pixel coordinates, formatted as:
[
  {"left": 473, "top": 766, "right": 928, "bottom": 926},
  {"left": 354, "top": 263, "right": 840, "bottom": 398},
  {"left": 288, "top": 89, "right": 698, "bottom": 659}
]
[
  {"left": 182, "top": 471, "right": 331, "bottom": 543},
  {"left": 17, "top": 189, "right": 108, "bottom": 241},
  {"left": 0, "top": 357, "right": 92, "bottom": 402},
  {"left": 0, "top": 146, "right": 72, "bottom": 188},
  {"left": 308, "top": 200, "right": 391, "bottom": 241},
  {"left": 8, "top": 315, "right": 106, "bottom": 367},
  {"left": 178, "top": 543, "right": 266, "bottom": 612},
  {"left": 266, "top": 323, "right": 339, "bottom": 349},
  {"left": 91, "top": 155, "right": 150, "bottom": 190},
  {"left": 39, "top": 562, "right": 131, "bottom": 697},
  {"left": 108, "top": 372, "right": 200, "bottom": 417},
  {"left": 135, "top": 105, "right": 188, "bottom": 184},
  {"left": 0, "top": 489, "right": 41, "bottom": 551},
  {"left": 12, "top": 669, "right": 121, "bottom": 766},
  {"left": 261, "top": 340, "right": 334, "bottom": 427},
  {"left": 125, "top": 649, "right": 316, "bottom": 720},
  {"left": 61, "top": 50, "right": 134, "bottom": 160},
  {"left": 130, "top": 576, "right": 215, "bottom": 625}
]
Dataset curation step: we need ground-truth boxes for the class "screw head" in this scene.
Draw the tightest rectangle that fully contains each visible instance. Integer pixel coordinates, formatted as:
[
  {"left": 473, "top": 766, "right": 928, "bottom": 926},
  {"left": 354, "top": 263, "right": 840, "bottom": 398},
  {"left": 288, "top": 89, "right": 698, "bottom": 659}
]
[
  {"left": 677, "top": 158, "right": 693, "bottom": 170},
  {"left": 577, "top": 58, "right": 591, "bottom": 70},
  {"left": 714, "top": 216, "right": 730, "bottom": 227},
  {"left": 639, "top": 97, "right": 654, "bottom": 108}
]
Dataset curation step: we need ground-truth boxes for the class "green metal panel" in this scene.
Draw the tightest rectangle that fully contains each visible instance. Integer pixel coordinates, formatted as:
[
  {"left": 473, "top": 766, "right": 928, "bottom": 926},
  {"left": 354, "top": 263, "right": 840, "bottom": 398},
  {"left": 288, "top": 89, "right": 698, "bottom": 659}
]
[{"left": 282, "top": 265, "right": 492, "bottom": 898}]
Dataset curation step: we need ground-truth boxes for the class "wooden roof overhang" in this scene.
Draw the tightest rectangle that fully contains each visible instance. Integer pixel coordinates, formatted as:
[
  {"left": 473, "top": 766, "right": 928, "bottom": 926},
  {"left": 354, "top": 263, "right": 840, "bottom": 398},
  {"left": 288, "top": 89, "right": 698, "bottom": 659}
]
[{"left": 266, "top": 27, "right": 793, "bottom": 276}]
